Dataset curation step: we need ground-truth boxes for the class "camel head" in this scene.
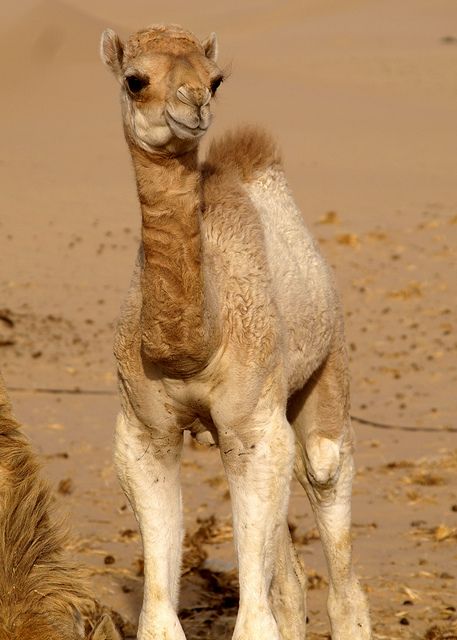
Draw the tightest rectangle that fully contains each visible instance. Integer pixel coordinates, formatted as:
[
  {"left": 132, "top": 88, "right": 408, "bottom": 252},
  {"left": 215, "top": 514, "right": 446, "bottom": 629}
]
[{"left": 100, "top": 24, "right": 224, "bottom": 155}]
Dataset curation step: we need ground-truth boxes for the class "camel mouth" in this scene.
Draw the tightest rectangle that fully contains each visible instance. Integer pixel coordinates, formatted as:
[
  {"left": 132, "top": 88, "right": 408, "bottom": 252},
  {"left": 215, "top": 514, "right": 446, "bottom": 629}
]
[{"left": 165, "top": 110, "right": 208, "bottom": 140}]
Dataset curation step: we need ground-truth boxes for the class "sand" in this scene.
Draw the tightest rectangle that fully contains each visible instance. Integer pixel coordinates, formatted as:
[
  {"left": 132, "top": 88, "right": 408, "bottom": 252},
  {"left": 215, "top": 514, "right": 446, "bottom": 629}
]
[{"left": 1, "top": 0, "right": 456, "bottom": 638}]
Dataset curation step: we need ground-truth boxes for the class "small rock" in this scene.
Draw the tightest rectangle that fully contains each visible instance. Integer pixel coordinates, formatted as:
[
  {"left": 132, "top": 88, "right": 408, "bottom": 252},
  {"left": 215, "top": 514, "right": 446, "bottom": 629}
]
[{"left": 57, "top": 478, "right": 74, "bottom": 495}]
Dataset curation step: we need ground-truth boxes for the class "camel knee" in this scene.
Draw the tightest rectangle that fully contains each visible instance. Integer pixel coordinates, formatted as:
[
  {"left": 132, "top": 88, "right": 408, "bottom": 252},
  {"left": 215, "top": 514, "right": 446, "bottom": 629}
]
[{"left": 305, "top": 433, "right": 341, "bottom": 487}]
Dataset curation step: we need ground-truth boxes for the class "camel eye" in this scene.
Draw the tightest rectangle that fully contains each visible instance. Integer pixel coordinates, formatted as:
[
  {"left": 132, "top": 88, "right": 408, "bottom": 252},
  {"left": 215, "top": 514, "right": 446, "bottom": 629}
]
[
  {"left": 210, "top": 75, "right": 223, "bottom": 95},
  {"left": 125, "top": 74, "right": 149, "bottom": 94}
]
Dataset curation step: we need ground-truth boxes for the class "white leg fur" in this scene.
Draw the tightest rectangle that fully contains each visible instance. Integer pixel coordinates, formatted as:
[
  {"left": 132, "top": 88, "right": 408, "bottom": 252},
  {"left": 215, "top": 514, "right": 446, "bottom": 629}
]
[
  {"left": 269, "top": 523, "right": 307, "bottom": 639},
  {"left": 114, "top": 412, "right": 186, "bottom": 640},
  {"left": 291, "top": 346, "right": 371, "bottom": 640},
  {"left": 299, "top": 446, "right": 371, "bottom": 640},
  {"left": 218, "top": 411, "right": 296, "bottom": 640}
]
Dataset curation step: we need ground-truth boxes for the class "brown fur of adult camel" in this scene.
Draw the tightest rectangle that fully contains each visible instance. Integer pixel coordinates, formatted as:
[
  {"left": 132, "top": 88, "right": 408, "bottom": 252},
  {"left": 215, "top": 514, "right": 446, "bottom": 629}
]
[
  {"left": 0, "top": 373, "right": 120, "bottom": 640},
  {"left": 100, "top": 23, "right": 371, "bottom": 640}
]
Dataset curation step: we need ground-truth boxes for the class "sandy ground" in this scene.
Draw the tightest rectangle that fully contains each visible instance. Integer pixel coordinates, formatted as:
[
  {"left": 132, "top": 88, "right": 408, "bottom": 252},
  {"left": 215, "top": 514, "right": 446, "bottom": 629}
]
[{"left": 1, "top": 0, "right": 457, "bottom": 638}]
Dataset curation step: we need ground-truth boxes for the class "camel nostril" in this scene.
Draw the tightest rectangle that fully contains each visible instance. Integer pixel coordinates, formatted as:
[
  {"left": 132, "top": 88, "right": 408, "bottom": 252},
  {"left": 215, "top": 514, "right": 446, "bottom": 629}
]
[
  {"left": 176, "top": 86, "right": 194, "bottom": 106},
  {"left": 176, "top": 85, "right": 211, "bottom": 108}
]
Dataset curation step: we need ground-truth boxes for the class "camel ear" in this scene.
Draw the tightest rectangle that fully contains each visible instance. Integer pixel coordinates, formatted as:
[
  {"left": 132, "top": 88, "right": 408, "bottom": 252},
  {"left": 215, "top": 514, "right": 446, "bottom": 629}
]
[
  {"left": 92, "top": 615, "right": 122, "bottom": 640},
  {"left": 100, "top": 29, "right": 124, "bottom": 79},
  {"left": 202, "top": 32, "right": 218, "bottom": 62}
]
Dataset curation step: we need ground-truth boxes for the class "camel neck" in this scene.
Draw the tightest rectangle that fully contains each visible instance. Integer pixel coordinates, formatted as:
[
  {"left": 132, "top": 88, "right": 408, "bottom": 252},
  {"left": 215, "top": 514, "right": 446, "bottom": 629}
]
[{"left": 130, "top": 145, "right": 216, "bottom": 377}]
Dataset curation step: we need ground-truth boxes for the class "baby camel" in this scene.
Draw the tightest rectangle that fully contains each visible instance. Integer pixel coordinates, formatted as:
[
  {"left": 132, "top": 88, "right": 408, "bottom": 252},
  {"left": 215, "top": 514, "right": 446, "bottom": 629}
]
[
  {"left": 100, "top": 24, "right": 371, "bottom": 640},
  {"left": 0, "top": 373, "right": 119, "bottom": 640}
]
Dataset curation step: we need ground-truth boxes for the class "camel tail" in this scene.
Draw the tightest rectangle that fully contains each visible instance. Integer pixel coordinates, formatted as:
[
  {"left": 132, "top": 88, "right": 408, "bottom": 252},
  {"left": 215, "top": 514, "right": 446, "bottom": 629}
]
[{"left": 205, "top": 125, "right": 282, "bottom": 183}]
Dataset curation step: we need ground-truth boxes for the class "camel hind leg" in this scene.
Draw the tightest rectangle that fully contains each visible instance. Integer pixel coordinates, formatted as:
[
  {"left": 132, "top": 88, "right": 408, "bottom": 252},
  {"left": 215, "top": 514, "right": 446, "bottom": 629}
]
[{"left": 288, "top": 345, "right": 371, "bottom": 640}]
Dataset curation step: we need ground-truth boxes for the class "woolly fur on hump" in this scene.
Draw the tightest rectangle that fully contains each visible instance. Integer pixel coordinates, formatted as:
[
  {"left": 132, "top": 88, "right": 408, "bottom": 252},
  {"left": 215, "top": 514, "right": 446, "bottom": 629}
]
[{"left": 204, "top": 125, "right": 282, "bottom": 183}]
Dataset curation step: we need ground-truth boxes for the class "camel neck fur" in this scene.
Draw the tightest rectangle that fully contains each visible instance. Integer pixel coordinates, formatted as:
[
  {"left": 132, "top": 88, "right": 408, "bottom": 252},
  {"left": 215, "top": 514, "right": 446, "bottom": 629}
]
[{"left": 129, "top": 144, "right": 217, "bottom": 377}]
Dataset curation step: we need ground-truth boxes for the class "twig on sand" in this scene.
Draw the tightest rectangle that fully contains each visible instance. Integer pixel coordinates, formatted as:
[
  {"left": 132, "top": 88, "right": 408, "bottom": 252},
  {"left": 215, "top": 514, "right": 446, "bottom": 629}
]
[
  {"left": 8, "top": 386, "right": 116, "bottom": 396},
  {"left": 350, "top": 415, "right": 457, "bottom": 433}
]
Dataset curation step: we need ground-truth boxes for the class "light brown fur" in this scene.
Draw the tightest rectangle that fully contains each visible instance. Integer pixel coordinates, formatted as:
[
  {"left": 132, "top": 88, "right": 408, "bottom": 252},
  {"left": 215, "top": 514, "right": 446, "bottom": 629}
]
[
  {"left": 204, "top": 125, "right": 282, "bottom": 183},
  {"left": 121, "top": 127, "right": 280, "bottom": 380},
  {"left": 201, "top": 133, "right": 280, "bottom": 367},
  {"left": 131, "top": 145, "right": 216, "bottom": 376},
  {"left": 0, "top": 375, "right": 119, "bottom": 640}
]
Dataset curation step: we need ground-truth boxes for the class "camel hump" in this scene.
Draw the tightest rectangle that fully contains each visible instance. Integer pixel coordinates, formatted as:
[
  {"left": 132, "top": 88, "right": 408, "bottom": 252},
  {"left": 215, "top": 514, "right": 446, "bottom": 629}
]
[{"left": 205, "top": 125, "right": 282, "bottom": 183}]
